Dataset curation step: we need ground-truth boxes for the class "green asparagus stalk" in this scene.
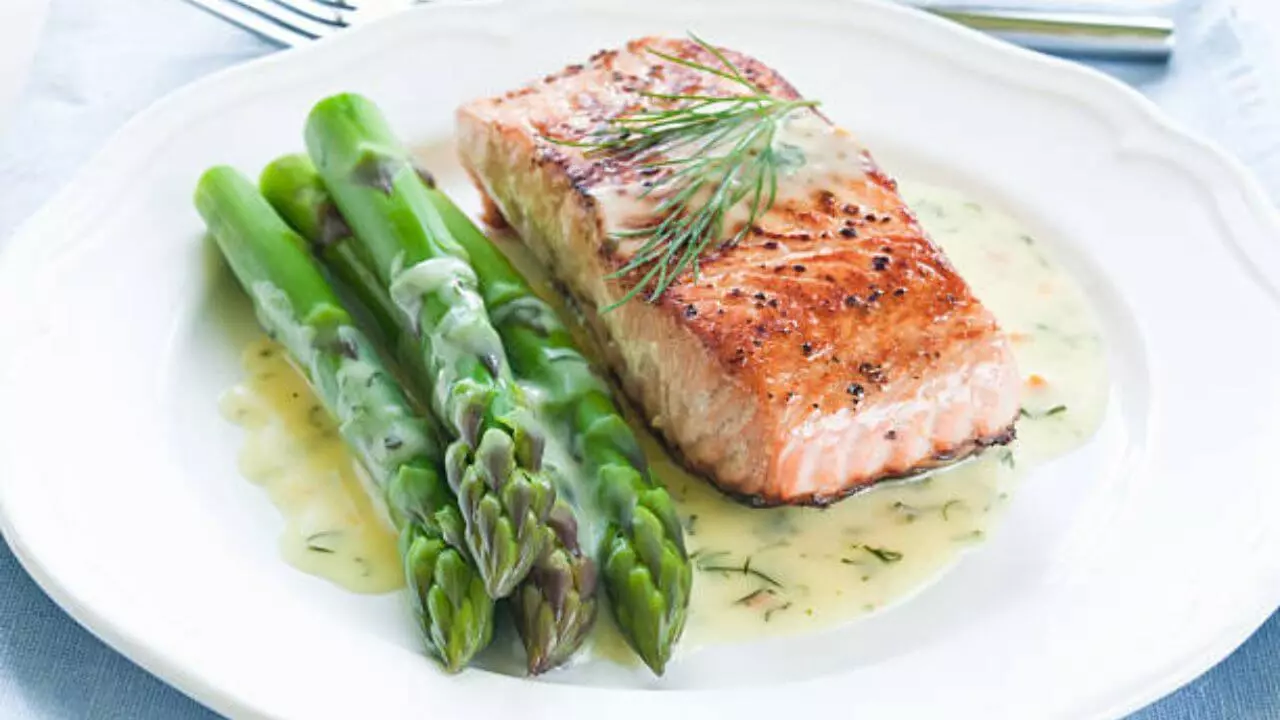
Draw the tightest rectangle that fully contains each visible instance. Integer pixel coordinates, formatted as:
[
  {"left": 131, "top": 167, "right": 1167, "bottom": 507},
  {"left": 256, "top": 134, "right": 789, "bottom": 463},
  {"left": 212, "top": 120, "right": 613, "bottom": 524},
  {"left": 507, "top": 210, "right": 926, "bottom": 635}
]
[
  {"left": 254, "top": 155, "right": 404, "bottom": 349},
  {"left": 304, "top": 94, "right": 559, "bottom": 600},
  {"left": 256, "top": 154, "right": 432, "bottom": 400},
  {"left": 194, "top": 166, "right": 493, "bottom": 671},
  {"left": 426, "top": 187, "right": 690, "bottom": 675},
  {"left": 260, "top": 151, "right": 690, "bottom": 673},
  {"left": 264, "top": 153, "right": 598, "bottom": 674}
]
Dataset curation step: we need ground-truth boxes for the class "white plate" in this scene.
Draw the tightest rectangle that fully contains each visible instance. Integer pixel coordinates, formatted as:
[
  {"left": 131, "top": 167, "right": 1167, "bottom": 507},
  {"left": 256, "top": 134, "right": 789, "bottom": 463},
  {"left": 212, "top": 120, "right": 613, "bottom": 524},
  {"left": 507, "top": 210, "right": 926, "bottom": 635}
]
[{"left": 3, "top": 0, "right": 1280, "bottom": 717}]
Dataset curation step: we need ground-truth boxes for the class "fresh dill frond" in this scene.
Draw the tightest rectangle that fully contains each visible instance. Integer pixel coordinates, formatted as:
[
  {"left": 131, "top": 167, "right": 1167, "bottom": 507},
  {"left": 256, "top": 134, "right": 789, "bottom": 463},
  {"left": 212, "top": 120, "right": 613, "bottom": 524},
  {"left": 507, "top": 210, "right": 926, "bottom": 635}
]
[{"left": 558, "top": 33, "right": 821, "bottom": 309}]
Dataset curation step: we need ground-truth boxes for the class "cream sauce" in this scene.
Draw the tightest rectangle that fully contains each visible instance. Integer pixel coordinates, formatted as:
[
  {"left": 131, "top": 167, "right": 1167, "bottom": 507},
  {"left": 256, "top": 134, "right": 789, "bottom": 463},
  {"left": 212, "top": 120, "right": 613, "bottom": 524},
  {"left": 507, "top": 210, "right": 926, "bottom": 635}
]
[
  {"left": 771, "top": 111, "right": 871, "bottom": 197},
  {"left": 221, "top": 182, "right": 1107, "bottom": 653},
  {"left": 220, "top": 341, "right": 404, "bottom": 594}
]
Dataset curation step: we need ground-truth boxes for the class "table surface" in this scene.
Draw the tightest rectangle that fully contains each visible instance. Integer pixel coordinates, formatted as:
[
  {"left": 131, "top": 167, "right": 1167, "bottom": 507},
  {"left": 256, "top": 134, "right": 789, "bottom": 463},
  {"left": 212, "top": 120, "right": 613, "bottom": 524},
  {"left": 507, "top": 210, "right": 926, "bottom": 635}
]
[{"left": 3, "top": 1, "right": 1280, "bottom": 717}]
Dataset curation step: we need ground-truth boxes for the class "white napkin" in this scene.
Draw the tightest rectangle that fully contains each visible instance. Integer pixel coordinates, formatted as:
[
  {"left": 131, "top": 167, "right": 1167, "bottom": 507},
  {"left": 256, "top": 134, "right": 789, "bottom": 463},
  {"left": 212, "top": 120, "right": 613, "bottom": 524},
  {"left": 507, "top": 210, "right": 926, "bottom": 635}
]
[
  {"left": 0, "top": 2, "right": 50, "bottom": 133},
  {"left": 0, "top": 0, "right": 271, "bottom": 236}
]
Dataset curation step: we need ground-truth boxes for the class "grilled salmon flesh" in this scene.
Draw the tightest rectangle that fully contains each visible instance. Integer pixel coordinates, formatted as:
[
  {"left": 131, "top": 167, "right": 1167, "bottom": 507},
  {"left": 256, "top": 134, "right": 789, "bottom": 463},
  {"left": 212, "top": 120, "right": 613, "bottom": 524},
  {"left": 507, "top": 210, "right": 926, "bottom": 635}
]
[{"left": 457, "top": 37, "right": 1020, "bottom": 506}]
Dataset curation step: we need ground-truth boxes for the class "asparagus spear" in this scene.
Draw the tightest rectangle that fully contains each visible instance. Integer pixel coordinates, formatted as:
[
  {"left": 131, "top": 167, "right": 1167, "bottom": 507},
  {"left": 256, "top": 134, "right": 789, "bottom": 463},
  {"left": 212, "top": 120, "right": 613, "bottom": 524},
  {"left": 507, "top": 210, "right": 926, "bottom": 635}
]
[
  {"left": 425, "top": 187, "right": 690, "bottom": 674},
  {"left": 256, "top": 154, "right": 432, "bottom": 400},
  {"left": 261, "top": 153, "right": 690, "bottom": 673},
  {"left": 264, "top": 153, "right": 598, "bottom": 674},
  {"left": 509, "top": 511, "right": 597, "bottom": 673},
  {"left": 195, "top": 166, "right": 493, "bottom": 671},
  {"left": 304, "top": 94, "right": 559, "bottom": 600}
]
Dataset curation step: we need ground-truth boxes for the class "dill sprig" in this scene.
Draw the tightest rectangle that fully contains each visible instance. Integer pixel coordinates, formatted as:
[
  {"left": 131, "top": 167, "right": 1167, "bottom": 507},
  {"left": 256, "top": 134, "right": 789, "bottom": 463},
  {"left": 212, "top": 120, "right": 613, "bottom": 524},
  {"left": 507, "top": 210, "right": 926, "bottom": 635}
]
[{"left": 562, "top": 34, "right": 820, "bottom": 309}]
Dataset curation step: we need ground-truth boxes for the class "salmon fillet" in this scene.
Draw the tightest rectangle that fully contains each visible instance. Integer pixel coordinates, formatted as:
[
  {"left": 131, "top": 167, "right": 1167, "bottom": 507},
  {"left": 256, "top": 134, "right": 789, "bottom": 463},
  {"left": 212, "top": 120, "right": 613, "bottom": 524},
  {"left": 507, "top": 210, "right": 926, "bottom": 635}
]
[{"left": 457, "top": 37, "right": 1020, "bottom": 506}]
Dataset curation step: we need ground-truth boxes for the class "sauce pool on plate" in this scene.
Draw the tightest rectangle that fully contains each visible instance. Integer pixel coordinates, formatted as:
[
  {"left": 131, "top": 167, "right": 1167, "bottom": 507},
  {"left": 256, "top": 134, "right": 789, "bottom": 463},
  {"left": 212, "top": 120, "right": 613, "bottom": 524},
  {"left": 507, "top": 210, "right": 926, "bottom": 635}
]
[
  {"left": 218, "top": 181, "right": 1107, "bottom": 650},
  {"left": 220, "top": 344, "right": 404, "bottom": 594}
]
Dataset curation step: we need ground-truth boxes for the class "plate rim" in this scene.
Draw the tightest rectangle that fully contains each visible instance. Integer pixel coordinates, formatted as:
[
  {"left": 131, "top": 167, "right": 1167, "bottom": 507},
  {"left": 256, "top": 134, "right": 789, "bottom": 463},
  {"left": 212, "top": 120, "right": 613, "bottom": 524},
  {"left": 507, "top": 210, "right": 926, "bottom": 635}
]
[{"left": 3, "top": 0, "right": 1280, "bottom": 718}]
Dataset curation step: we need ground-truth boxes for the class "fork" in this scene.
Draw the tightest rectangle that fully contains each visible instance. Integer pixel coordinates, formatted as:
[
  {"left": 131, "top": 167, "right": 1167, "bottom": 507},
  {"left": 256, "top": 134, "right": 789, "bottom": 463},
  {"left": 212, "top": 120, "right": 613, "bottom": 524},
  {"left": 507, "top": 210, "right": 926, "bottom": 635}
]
[
  {"left": 184, "top": 0, "right": 363, "bottom": 46},
  {"left": 185, "top": 0, "right": 1175, "bottom": 61}
]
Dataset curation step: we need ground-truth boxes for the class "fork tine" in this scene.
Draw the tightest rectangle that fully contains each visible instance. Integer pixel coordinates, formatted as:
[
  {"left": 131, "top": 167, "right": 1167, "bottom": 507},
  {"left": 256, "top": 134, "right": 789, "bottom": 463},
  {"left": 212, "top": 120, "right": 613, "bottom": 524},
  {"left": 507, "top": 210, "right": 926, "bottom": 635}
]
[
  {"left": 262, "top": 0, "right": 352, "bottom": 26},
  {"left": 185, "top": 0, "right": 317, "bottom": 46},
  {"left": 234, "top": 0, "right": 347, "bottom": 37}
]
